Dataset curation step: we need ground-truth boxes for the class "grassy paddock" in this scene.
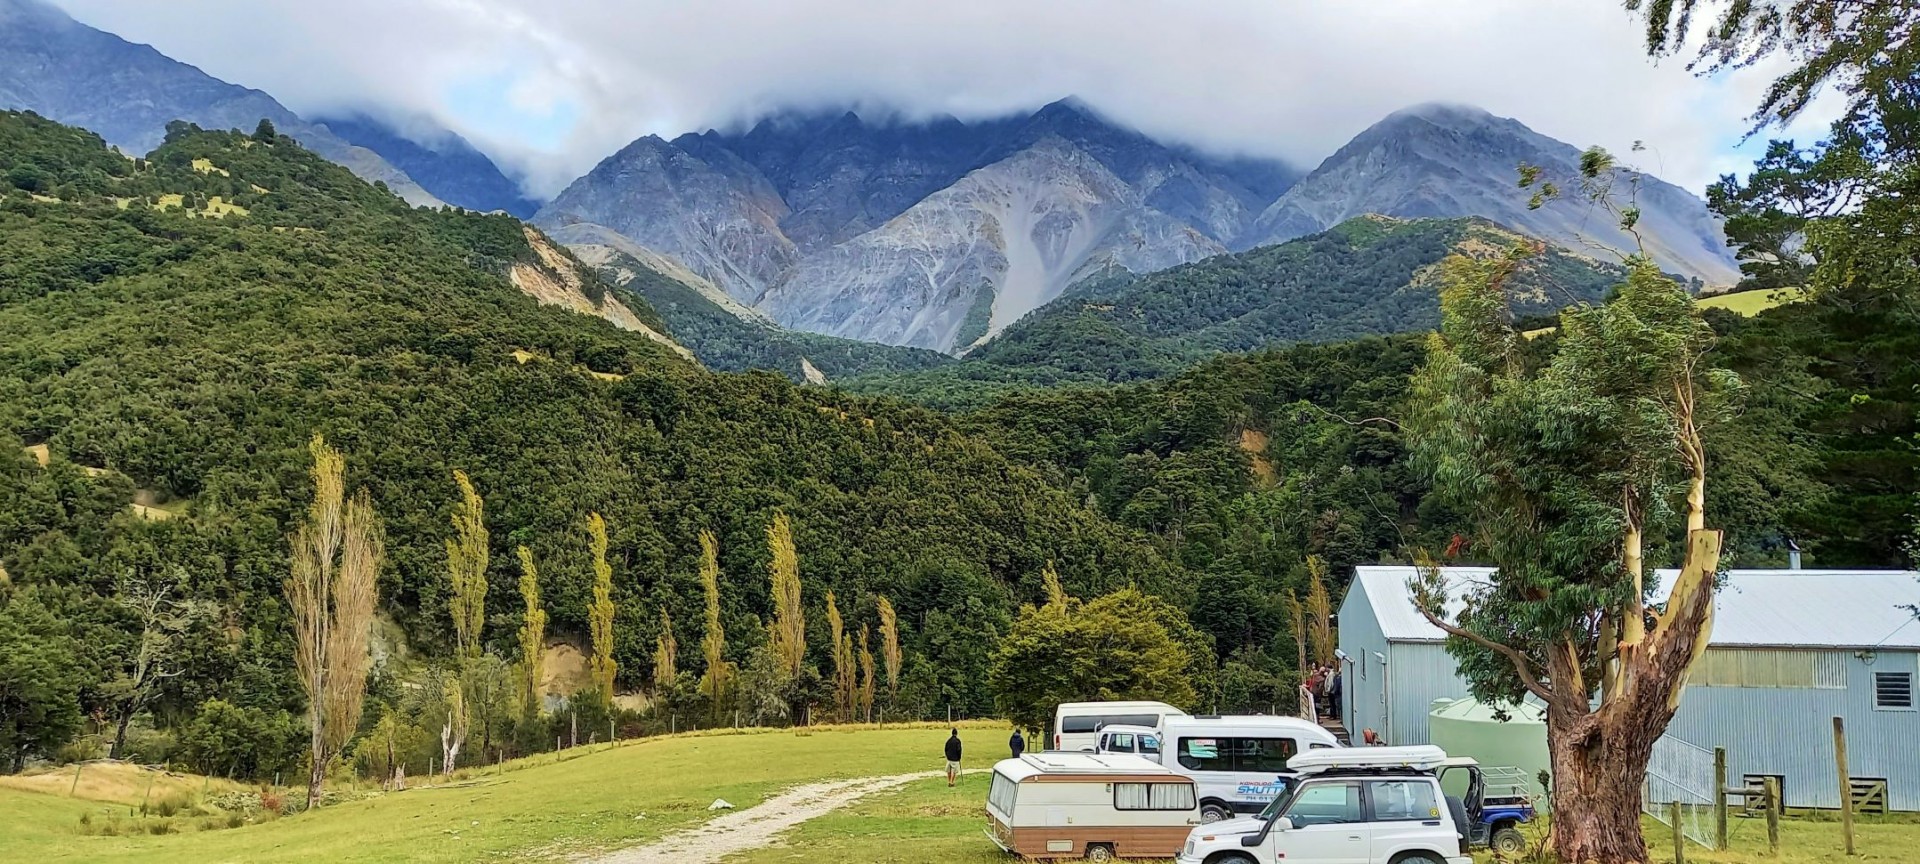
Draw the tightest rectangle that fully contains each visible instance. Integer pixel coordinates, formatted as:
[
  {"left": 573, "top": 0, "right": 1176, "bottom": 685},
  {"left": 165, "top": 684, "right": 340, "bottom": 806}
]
[
  {"left": 6, "top": 723, "right": 1914, "bottom": 863},
  {"left": 0, "top": 722, "right": 1006, "bottom": 864}
]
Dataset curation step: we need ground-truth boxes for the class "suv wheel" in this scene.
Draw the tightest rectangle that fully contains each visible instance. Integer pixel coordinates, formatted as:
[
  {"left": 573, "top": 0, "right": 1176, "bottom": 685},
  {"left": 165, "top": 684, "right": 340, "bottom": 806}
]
[{"left": 1390, "top": 854, "right": 1444, "bottom": 864}]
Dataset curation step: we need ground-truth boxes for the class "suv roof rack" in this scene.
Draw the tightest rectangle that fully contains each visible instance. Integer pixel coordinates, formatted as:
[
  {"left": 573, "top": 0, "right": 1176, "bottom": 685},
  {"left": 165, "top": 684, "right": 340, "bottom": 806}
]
[{"left": 1288, "top": 744, "right": 1449, "bottom": 775}]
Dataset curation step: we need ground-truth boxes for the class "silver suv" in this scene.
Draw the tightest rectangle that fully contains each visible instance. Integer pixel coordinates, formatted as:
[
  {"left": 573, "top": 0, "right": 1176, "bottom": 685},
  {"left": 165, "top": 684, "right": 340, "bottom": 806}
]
[{"left": 1175, "top": 749, "right": 1470, "bottom": 864}]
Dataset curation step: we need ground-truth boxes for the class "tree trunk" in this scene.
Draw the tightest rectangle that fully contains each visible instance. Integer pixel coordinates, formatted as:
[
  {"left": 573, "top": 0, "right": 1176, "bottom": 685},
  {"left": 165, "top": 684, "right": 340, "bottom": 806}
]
[
  {"left": 306, "top": 744, "right": 325, "bottom": 811},
  {"left": 110, "top": 708, "right": 135, "bottom": 760},
  {"left": 1545, "top": 702, "right": 1660, "bottom": 864}
]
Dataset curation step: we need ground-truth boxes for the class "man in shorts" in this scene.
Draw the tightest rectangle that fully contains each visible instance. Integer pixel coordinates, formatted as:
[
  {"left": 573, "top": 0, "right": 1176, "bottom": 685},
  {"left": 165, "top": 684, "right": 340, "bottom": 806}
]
[{"left": 944, "top": 728, "right": 963, "bottom": 786}]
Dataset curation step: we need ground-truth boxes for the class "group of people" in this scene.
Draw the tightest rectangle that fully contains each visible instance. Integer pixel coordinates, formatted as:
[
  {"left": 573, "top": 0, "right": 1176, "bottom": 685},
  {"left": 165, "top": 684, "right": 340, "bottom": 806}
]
[
  {"left": 942, "top": 726, "right": 1028, "bottom": 787},
  {"left": 1306, "top": 662, "right": 1343, "bottom": 719}
]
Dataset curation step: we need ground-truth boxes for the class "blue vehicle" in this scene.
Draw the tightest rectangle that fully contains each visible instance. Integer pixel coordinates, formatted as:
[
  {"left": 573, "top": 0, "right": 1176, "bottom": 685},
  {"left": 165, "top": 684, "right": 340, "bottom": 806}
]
[{"left": 1439, "top": 758, "right": 1537, "bottom": 855}]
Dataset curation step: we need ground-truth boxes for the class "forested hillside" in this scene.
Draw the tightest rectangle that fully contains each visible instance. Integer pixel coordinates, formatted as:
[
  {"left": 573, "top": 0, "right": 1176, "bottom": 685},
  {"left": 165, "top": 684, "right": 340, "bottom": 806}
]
[
  {"left": 842, "top": 216, "right": 1629, "bottom": 409},
  {"left": 0, "top": 112, "right": 1189, "bottom": 774}
]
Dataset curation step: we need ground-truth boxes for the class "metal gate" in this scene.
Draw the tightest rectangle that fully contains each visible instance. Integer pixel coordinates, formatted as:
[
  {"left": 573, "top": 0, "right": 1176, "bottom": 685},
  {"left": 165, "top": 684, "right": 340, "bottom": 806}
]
[{"left": 1643, "top": 733, "right": 1719, "bottom": 849}]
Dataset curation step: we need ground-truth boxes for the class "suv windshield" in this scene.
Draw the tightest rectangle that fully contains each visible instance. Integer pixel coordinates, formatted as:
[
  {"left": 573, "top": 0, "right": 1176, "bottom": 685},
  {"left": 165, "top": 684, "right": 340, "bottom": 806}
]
[{"left": 1254, "top": 777, "right": 1301, "bottom": 821}]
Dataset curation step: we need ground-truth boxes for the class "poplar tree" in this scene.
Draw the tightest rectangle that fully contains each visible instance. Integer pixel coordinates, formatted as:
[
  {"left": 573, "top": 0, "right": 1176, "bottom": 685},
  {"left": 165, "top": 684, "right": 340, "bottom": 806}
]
[
  {"left": 696, "top": 530, "right": 731, "bottom": 719},
  {"left": 876, "top": 595, "right": 901, "bottom": 703},
  {"left": 652, "top": 607, "right": 677, "bottom": 691},
  {"left": 765, "top": 512, "right": 805, "bottom": 678},
  {"left": 826, "top": 591, "right": 856, "bottom": 722},
  {"left": 1304, "top": 555, "right": 1335, "bottom": 667},
  {"left": 446, "top": 471, "right": 487, "bottom": 659},
  {"left": 586, "top": 513, "right": 616, "bottom": 708},
  {"left": 858, "top": 626, "right": 876, "bottom": 723},
  {"left": 284, "top": 435, "right": 383, "bottom": 810},
  {"left": 514, "top": 546, "right": 546, "bottom": 717}
]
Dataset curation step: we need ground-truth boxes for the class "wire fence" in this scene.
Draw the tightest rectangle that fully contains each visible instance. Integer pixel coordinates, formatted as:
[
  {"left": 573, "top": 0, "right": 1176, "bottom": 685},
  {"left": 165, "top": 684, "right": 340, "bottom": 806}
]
[{"left": 1644, "top": 732, "right": 1719, "bottom": 849}]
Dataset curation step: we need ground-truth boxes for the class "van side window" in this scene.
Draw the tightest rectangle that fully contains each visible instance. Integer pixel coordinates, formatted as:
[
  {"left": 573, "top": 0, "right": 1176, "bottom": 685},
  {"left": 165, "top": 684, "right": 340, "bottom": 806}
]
[
  {"left": 1367, "top": 779, "right": 1439, "bottom": 821},
  {"left": 1282, "top": 781, "right": 1362, "bottom": 826},
  {"left": 1176, "top": 737, "right": 1298, "bottom": 772},
  {"left": 1115, "top": 782, "right": 1197, "bottom": 811},
  {"left": 1062, "top": 717, "right": 1101, "bottom": 733}
]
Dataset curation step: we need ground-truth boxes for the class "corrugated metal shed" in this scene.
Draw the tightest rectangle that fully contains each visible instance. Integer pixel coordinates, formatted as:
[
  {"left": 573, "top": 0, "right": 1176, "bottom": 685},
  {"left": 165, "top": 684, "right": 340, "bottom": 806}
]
[
  {"left": 1654, "top": 569, "right": 1920, "bottom": 649},
  {"left": 1359, "top": 566, "right": 1920, "bottom": 649}
]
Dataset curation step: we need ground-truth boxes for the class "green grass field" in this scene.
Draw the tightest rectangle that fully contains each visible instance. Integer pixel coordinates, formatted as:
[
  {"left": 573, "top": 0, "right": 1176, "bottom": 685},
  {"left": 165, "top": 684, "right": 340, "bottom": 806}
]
[
  {"left": 0, "top": 723, "right": 1003, "bottom": 864},
  {"left": 1698, "top": 287, "right": 1807, "bottom": 316},
  {"left": 3, "top": 724, "right": 1912, "bottom": 863}
]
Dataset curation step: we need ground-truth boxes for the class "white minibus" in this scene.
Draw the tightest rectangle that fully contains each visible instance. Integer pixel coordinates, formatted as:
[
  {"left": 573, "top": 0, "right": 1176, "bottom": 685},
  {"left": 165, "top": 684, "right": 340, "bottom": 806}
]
[
  {"left": 1156, "top": 714, "right": 1341, "bottom": 823},
  {"left": 1053, "top": 701, "right": 1186, "bottom": 752}
]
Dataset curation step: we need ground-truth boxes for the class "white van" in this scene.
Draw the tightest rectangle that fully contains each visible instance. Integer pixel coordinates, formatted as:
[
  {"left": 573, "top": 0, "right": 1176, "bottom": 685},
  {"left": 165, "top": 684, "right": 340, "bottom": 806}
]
[
  {"left": 1053, "top": 701, "right": 1186, "bottom": 752},
  {"left": 1156, "top": 715, "right": 1341, "bottom": 823},
  {"left": 1175, "top": 746, "right": 1471, "bottom": 864},
  {"left": 987, "top": 752, "right": 1201, "bottom": 862},
  {"left": 1095, "top": 724, "right": 1163, "bottom": 757}
]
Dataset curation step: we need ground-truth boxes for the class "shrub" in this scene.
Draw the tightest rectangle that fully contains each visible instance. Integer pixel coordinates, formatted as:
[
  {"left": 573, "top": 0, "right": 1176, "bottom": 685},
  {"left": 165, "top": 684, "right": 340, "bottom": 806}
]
[{"left": 178, "top": 699, "right": 303, "bottom": 781}]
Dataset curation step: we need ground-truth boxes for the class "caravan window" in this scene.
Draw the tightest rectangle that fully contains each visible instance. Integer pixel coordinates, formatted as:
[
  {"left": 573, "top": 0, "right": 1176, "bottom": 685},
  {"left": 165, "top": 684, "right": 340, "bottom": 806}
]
[
  {"left": 1115, "top": 782, "right": 1197, "bottom": 811},
  {"left": 988, "top": 772, "right": 1019, "bottom": 814},
  {"left": 1176, "top": 736, "right": 1299, "bottom": 772}
]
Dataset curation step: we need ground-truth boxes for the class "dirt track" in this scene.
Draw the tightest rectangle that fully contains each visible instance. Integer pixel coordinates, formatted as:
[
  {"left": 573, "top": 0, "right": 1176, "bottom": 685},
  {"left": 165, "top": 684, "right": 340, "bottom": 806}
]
[{"left": 586, "top": 771, "right": 939, "bottom": 864}]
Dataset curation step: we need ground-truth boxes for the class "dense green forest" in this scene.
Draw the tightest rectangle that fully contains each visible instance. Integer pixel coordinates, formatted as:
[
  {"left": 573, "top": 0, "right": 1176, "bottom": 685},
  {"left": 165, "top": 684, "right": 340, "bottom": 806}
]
[
  {"left": 0, "top": 112, "right": 1194, "bottom": 776},
  {"left": 841, "top": 216, "right": 1632, "bottom": 409}
]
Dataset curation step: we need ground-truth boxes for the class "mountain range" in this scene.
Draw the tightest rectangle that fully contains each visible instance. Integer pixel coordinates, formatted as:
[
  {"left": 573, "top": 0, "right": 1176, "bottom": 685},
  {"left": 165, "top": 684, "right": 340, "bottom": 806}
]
[
  {"left": 1, "top": 0, "right": 1742, "bottom": 364},
  {"left": 0, "top": 0, "right": 533, "bottom": 215},
  {"left": 538, "top": 100, "right": 1739, "bottom": 354}
]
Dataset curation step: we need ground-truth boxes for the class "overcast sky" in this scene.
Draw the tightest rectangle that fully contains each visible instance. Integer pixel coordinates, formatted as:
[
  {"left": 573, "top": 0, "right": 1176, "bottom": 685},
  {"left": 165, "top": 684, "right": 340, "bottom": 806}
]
[{"left": 53, "top": 0, "right": 1841, "bottom": 199}]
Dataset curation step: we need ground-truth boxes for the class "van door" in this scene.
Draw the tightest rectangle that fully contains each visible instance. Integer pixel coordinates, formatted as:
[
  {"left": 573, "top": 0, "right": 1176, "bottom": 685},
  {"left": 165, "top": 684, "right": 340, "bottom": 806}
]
[{"left": 1270, "top": 780, "right": 1368, "bottom": 864}]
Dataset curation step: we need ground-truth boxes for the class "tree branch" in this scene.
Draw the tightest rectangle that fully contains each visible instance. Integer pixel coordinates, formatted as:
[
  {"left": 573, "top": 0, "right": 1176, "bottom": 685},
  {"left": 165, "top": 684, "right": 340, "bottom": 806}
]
[{"left": 1415, "top": 607, "right": 1555, "bottom": 703}]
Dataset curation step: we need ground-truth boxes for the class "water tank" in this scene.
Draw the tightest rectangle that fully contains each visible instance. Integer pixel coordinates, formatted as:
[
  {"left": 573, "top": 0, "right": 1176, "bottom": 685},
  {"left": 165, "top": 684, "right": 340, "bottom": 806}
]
[{"left": 1427, "top": 697, "right": 1551, "bottom": 805}]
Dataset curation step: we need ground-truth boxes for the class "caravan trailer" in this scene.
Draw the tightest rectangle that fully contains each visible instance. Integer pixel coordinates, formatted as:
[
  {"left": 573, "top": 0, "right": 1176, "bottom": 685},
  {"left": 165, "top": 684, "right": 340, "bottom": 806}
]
[{"left": 986, "top": 752, "right": 1201, "bottom": 861}]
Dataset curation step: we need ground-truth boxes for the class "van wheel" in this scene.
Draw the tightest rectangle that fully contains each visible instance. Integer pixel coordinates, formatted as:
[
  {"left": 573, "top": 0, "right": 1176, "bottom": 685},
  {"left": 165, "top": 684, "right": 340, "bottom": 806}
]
[
  {"left": 1200, "top": 802, "right": 1233, "bottom": 823},
  {"left": 1083, "top": 843, "right": 1115, "bottom": 863},
  {"left": 1492, "top": 826, "right": 1527, "bottom": 853},
  {"left": 1211, "top": 855, "right": 1257, "bottom": 864}
]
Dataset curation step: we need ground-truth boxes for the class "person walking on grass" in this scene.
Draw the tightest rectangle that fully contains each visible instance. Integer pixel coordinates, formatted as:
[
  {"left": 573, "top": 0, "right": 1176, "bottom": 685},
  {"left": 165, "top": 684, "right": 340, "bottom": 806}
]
[
  {"left": 945, "top": 728, "right": 964, "bottom": 786},
  {"left": 1009, "top": 728, "right": 1026, "bottom": 759}
]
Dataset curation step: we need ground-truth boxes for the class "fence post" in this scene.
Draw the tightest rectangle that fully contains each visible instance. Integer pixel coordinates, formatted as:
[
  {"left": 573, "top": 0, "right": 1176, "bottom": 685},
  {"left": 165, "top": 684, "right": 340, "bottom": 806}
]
[
  {"left": 1669, "top": 800, "right": 1686, "bottom": 864},
  {"left": 1764, "top": 776, "right": 1781, "bottom": 855},
  {"left": 69, "top": 762, "right": 83, "bottom": 797},
  {"left": 1833, "top": 716, "right": 1855, "bottom": 856},
  {"left": 1713, "top": 746, "right": 1729, "bottom": 850}
]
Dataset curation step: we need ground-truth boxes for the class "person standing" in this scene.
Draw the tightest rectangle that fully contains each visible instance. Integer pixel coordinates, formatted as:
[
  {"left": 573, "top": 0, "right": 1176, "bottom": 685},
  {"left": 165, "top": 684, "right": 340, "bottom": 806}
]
[
  {"left": 1328, "top": 668, "right": 1343, "bottom": 718},
  {"left": 1009, "top": 728, "right": 1026, "bottom": 759},
  {"left": 945, "top": 728, "right": 964, "bottom": 786}
]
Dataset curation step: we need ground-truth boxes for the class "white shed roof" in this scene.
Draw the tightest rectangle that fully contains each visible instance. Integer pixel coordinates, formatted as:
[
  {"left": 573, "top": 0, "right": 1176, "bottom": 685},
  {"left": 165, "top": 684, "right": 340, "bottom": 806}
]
[{"left": 1352, "top": 566, "right": 1920, "bottom": 650}]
